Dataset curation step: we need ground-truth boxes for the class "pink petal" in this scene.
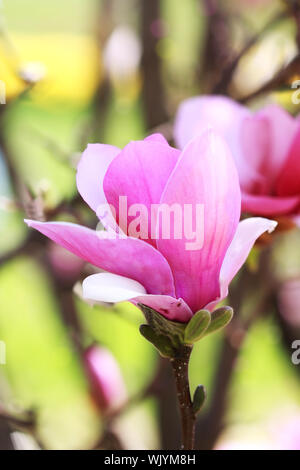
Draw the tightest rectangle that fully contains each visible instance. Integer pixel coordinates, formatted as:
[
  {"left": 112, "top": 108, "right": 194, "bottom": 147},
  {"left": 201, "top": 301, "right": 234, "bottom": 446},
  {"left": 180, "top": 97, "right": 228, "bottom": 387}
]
[
  {"left": 83, "top": 272, "right": 192, "bottom": 323},
  {"left": 145, "top": 133, "right": 169, "bottom": 144},
  {"left": 84, "top": 345, "right": 127, "bottom": 412},
  {"left": 103, "top": 137, "right": 180, "bottom": 245},
  {"left": 174, "top": 95, "right": 248, "bottom": 149},
  {"left": 174, "top": 95, "right": 257, "bottom": 191},
  {"left": 256, "top": 105, "right": 298, "bottom": 185},
  {"left": 25, "top": 220, "right": 175, "bottom": 296},
  {"left": 276, "top": 126, "right": 300, "bottom": 197},
  {"left": 132, "top": 295, "right": 192, "bottom": 323},
  {"left": 76, "top": 144, "right": 120, "bottom": 212},
  {"left": 157, "top": 130, "right": 241, "bottom": 313},
  {"left": 219, "top": 217, "right": 278, "bottom": 300},
  {"left": 242, "top": 192, "right": 300, "bottom": 216},
  {"left": 294, "top": 215, "right": 300, "bottom": 227},
  {"left": 240, "top": 115, "right": 271, "bottom": 193}
]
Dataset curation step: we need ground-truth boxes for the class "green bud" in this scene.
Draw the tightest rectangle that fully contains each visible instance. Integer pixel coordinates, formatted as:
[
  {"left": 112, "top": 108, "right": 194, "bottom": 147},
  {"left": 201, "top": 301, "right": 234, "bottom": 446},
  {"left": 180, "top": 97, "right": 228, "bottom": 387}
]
[
  {"left": 139, "top": 324, "right": 175, "bottom": 358},
  {"left": 184, "top": 309, "right": 211, "bottom": 344},
  {"left": 138, "top": 303, "right": 186, "bottom": 349},
  {"left": 192, "top": 385, "right": 206, "bottom": 414},
  {"left": 203, "top": 306, "right": 233, "bottom": 337}
]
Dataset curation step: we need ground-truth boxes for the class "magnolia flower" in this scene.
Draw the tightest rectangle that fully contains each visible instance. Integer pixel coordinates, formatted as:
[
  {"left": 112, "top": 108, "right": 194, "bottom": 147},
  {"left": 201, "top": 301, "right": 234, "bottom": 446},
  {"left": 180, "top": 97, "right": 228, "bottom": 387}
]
[
  {"left": 84, "top": 345, "right": 127, "bottom": 413},
  {"left": 174, "top": 96, "right": 300, "bottom": 223},
  {"left": 25, "top": 131, "right": 276, "bottom": 322}
]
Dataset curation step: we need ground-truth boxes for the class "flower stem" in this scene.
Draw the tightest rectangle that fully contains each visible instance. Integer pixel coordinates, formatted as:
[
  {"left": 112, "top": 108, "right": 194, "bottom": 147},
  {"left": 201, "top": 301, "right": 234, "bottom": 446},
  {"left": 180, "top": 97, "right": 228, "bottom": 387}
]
[{"left": 170, "top": 345, "right": 196, "bottom": 450}]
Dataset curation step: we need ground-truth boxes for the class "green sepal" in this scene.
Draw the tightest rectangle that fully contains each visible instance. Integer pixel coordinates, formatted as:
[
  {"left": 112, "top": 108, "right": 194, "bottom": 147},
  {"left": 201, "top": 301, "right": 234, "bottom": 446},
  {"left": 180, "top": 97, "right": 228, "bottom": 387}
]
[
  {"left": 203, "top": 306, "right": 233, "bottom": 337},
  {"left": 138, "top": 303, "right": 186, "bottom": 349},
  {"left": 139, "top": 324, "right": 175, "bottom": 358},
  {"left": 192, "top": 385, "right": 206, "bottom": 414},
  {"left": 184, "top": 309, "right": 211, "bottom": 344}
]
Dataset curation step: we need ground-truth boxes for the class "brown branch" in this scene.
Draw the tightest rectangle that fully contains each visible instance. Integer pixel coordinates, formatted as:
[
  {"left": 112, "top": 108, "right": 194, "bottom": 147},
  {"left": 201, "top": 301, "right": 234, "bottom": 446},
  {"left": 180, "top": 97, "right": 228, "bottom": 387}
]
[
  {"left": 213, "top": 11, "right": 288, "bottom": 95},
  {"left": 170, "top": 346, "right": 195, "bottom": 450},
  {"left": 201, "top": 0, "right": 233, "bottom": 93},
  {"left": 140, "top": 0, "right": 168, "bottom": 129},
  {"left": 285, "top": 0, "right": 300, "bottom": 50},
  {"left": 239, "top": 53, "right": 300, "bottom": 103}
]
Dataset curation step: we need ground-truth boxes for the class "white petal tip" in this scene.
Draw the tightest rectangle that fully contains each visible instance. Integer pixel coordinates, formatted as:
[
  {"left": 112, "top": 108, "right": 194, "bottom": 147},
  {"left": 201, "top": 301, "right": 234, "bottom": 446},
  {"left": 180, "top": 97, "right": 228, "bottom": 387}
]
[
  {"left": 82, "top": 272, "right": 147, "bottom": 304},
  {"left": 268, "top": 221, "right": 278, "bottom": 233}
]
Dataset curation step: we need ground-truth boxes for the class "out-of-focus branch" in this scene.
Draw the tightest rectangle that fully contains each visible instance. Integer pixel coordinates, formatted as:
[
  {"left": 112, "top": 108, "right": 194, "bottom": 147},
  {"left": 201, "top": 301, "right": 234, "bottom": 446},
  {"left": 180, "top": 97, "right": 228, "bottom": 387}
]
[
  {"left": 200, "top": 0, "right": 233, "bottom": 93},
  {"left": 213, "top": 11, "right": 288, "bottom": 95},
  {"left": 285, "top": 0, "right": 300, "bottom": 50},
  {"left": 196, "top": 248, "right": 275, "bottom": 450},
  {"left": 0, "top": 416, "right": 14, "bottom": 450},
  {"left": 87, "top": 0, "right": 114, "bottom": 145},
  {"left": 0, "top": 405, "right": 42, "bottom": 449},
  {"left": 140, "top": 0, "right": 168, "bottom": 129},
  {"left": 240, "top": 53, "right": 300, "bottom": 103}
]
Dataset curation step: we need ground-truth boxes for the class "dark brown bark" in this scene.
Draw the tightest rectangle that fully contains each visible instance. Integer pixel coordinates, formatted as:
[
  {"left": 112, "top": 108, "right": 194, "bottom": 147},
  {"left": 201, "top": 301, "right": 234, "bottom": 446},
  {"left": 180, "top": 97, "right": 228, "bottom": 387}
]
[{"left": 170, "top": 346, "right": 195, "bottom": 450}]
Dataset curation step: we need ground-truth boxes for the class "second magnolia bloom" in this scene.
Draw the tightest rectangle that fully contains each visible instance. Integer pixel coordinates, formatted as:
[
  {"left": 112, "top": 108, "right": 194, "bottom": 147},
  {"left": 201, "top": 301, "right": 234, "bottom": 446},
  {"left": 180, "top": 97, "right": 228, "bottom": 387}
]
[
  {"left": 175, "top": 95, "right": 300, "bottom": 222},
  {"left": 25, "top": 130, "right": 276, "bottom": 322}
]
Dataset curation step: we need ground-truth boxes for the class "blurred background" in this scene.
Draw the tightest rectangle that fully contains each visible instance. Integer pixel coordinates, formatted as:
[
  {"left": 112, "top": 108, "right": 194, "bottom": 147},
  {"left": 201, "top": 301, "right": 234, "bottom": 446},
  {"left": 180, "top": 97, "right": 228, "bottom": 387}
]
[{"left": 0, "top": 0, "right": 300, "bottom": 450}]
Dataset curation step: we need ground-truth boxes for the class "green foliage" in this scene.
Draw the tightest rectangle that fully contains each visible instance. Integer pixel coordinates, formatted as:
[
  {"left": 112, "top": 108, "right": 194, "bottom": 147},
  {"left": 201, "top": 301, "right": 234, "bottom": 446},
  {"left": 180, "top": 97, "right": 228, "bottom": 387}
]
[
  {"left": 0, "top": 257, "right": 99, "bottom": 449},
  {"left": 192, "top": 385, "right": 206, "bottom": 414},
  {"left": 77, "top": 300, "right": 157, "bottom": 396}
]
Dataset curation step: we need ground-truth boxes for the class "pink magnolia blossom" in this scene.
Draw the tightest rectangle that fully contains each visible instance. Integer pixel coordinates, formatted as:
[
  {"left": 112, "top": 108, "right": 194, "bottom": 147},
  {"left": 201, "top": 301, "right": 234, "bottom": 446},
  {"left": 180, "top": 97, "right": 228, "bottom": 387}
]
[
  {"left": 84, "top": 345, "right": 127, "bottom": 413},
  {"left": 174, "top": 95, "right": 300, "bottom": 222},
  {"left": 25, "top": 130, "right": 276, "bottom": 322}
]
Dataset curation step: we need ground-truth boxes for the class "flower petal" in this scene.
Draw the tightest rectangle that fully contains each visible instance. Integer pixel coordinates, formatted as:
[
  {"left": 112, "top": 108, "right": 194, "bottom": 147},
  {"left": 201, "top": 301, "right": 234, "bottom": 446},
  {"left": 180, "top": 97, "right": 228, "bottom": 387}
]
[
  {"left": 83, "top": 272, "right": 146, "bottom": 302},
  {"left": 145, "top": 133, "right": 169, "bottom": 144},
  {"left": 257, "top": 105, "right": 298, "bottom": 184},
  {"left": 25, "top": 220, "right": 175, "bottom": 296},
  {"left": 276, "top": 126, "right": 300, "bottom": 197},
  {"left": 157, "top": 130, "right": 241, "bottom": 312},
  {"left": 76, "top": 144, "right": 120, "bottom": 212},
  {"left": 240, "top": 115, "right": 271, "bottom": 193},
  {"left": 83, "top": 272, "right": 192, "bottom": 322},
  {"left": 294, "top": 215, "right": 300, "bottom": 227},
  {"left": 84, "top": 345, "right": 127, "bottom": 412},
  {"left": 103, "top": 136, "right": 180, "bottom": 245},
  {"left": 132, "top": 295, "right": 193, "bottom": 322},
  {"left": 219, "top": 217, "right": 278, "bottom": 299},
  {"left": 174, "top": 95, "right": 258, "bottom": 191},
  {"left": 242, "top": 192, "right": 300, "bottom": 216}
]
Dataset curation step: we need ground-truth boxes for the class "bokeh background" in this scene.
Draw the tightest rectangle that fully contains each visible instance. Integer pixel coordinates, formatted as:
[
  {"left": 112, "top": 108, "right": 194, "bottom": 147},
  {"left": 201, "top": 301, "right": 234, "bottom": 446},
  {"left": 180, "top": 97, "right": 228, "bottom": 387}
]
[{"left": 0, "top": 0, "right": 300, "bottom": 450}]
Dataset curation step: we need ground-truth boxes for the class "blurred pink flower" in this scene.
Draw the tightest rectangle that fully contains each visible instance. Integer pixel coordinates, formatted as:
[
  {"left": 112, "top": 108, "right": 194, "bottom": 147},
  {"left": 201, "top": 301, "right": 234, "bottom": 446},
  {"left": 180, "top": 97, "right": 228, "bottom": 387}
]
[
  {"left": 274, "top": 413, "right": 300, "bottom": 450},
  {"left": 48, "top": 242, "right": 85, "bottom": 283},
  {"left": 174, "top": 96, "right": 300, "bottom": 222},
  {"left": 84, "top": 345, "right": 127, "bottom": 414},
  {"left": 25, "top": 131, "right": 276, "bottom": 322}
]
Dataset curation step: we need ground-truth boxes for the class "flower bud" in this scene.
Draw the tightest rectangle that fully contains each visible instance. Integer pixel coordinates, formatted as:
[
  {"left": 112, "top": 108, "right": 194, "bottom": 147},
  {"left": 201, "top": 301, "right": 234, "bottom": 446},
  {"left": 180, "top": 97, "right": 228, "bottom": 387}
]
[{"left": 84, "top": 345, "right": 127, "bottom": 414}]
